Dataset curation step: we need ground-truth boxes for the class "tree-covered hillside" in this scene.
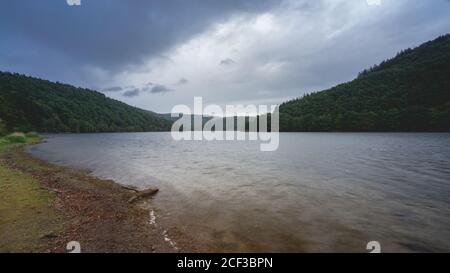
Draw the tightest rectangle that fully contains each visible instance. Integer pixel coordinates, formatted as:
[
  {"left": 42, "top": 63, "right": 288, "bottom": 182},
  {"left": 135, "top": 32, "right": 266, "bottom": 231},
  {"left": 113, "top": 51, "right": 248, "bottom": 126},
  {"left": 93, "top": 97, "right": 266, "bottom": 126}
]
[
  {"left": 280, "top": 34, "right": 450, "bottom": 132},
  {"left": 0, "top": 72, "right": 171, "bottom": 133}
]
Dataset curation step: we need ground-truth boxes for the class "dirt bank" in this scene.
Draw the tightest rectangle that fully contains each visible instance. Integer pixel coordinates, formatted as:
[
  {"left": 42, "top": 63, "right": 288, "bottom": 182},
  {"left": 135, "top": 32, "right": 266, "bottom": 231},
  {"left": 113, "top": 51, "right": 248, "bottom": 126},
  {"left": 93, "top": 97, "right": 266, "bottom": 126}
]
[{"left": 0, "top": 144, "right": 194, "bottom": 253}]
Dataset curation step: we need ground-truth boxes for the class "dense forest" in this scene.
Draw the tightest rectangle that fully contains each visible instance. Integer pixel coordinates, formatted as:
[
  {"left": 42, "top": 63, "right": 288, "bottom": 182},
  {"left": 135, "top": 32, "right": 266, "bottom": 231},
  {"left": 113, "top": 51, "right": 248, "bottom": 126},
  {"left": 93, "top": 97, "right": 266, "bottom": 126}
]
[
  {"left": 0, "top": 72, "right": 172, "bottom": 133},
  {"left": 1, "top": 35, "right": 449, "bottom": 134},
  {"left": 279, "top": 34, "right": 450, "bottom": 132}
]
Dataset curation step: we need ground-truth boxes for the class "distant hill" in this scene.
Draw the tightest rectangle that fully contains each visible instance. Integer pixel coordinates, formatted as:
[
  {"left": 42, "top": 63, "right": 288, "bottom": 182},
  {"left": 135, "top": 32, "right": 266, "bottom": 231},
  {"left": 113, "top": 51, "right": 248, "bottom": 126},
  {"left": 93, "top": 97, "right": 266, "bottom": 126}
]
[
  {"left": 280, "top": 34, "right": 450, "bottom": 132},
  {"left": 2, "top": 35, "right": 449, "bottom": 134},
  {"left": 0, "top": 72, "right": 172, "bottom": 133}
]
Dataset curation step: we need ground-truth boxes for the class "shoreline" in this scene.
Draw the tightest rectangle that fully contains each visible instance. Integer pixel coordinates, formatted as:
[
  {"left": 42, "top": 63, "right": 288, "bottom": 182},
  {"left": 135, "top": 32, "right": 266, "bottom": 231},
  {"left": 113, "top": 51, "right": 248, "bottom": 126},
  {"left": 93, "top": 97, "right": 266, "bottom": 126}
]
[{"left": 0, "top": 143, "right": 192, "bottom": 253}]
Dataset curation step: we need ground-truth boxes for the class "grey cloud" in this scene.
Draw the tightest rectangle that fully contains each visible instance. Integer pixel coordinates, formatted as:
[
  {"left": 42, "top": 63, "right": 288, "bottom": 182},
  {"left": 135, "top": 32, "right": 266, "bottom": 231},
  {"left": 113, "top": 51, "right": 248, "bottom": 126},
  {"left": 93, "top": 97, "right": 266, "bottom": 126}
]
[
  {"left": 0, "top": 0, "right": 281, "bottom": 81},
  {"left": 141, "top": 85, "right": 153, "bottom": 92},
  {"left": 132, "top": 0, "right": 450, "bottom": 114},
  {"left": 150, "top": 84, "right": 173, "bottom": 94},
  {"left": 121, "top": 83, "right": 173, "bottom": 97},
  {"left": 103, "top": 86, "right": 123, "bottom": 92},
  {"left": 122, "top": 88, "right": 140, "bottom": 97},
  {"left": 176, "top": 78, "right": 189, "bottom": 85},
  {"left": 220, "top": 58, "right": 236, "bottom": 66}
]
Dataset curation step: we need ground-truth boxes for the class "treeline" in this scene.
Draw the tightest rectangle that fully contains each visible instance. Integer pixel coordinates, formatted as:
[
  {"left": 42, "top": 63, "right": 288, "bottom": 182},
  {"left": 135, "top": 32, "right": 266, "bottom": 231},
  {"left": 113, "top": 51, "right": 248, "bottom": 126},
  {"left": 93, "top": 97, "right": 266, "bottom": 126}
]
[
  {"left": 0, "top": 72, "right": 172, "bottom": 133},
  {"left": 1, "top": 35, "right": 449, "bottom": 134},
  {"left": 279, "top": 34, "right": 450, "bottom": 132}
]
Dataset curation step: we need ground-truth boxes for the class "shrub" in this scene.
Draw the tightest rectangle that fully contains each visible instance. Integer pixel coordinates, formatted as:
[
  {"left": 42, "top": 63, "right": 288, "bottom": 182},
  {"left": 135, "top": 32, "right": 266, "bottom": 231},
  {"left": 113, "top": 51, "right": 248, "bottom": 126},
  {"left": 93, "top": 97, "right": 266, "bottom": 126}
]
[{"left": 6, "top": 132, "right": 27, "bottom": 143}]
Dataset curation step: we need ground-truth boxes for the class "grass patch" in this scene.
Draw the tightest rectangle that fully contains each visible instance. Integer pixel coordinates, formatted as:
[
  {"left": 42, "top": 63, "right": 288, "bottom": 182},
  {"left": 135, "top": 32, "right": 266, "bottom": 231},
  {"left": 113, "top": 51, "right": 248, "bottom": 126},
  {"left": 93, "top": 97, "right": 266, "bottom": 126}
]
[
  {"left": 0, "top": 132, "right": 42, "bottom": 149},
  {"left": 0, "top": 158, "right": 61, "bottom": 252},
  {"left": 0, "top": 132, "right": 60, "bottom": 252},
  {"left": 5, "top": 133, "right": 27, "bottom": 144}
]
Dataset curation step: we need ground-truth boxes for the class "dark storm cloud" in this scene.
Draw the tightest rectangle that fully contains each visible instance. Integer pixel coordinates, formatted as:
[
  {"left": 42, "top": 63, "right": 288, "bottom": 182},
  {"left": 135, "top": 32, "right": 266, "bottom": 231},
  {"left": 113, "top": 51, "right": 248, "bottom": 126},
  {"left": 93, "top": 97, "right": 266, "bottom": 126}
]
[{"left": 0, "top": 0, "right": 280, "bottom": 82}]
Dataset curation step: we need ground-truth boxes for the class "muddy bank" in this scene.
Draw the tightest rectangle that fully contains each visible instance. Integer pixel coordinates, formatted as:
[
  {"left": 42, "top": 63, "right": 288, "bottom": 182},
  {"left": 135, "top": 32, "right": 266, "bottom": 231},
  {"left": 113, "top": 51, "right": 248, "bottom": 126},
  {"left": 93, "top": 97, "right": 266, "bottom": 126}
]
[{"left": 0, "top": 144, "right": 198, "bottom": 253}]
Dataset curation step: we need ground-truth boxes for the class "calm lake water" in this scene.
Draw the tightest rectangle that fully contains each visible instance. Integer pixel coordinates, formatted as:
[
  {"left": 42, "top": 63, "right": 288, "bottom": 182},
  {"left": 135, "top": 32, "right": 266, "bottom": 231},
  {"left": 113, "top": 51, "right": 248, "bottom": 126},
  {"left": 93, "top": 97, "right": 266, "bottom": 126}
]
[{"left": 28, "top": 133, "right": 450, "bottom": 252}]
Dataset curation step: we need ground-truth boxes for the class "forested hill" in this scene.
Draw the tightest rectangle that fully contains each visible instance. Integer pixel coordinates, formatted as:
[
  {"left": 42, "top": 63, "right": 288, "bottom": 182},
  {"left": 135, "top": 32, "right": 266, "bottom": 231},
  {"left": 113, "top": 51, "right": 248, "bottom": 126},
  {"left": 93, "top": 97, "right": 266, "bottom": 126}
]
[
  {"left": 0, "top": 72, "right": 172, "bottom": 133},
  {"left": 280, "top": 34, "right": 450, "bottom": 132}
]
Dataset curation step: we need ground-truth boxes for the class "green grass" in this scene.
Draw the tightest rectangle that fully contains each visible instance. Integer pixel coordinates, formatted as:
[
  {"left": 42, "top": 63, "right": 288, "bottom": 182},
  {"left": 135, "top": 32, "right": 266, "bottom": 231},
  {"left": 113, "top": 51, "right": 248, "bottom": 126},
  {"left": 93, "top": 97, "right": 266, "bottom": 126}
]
[
  {"left": 0, "top": 132, "right": 42, "bottom": 149},
  {"left": 5, "top": 133, "right": 27, "bottom": 143},
  {"left": 0, "top": 164, "right": 61, "bottom": 252},
  {"left": 0, "top": 132, "right": 61, "bottom": 252}
]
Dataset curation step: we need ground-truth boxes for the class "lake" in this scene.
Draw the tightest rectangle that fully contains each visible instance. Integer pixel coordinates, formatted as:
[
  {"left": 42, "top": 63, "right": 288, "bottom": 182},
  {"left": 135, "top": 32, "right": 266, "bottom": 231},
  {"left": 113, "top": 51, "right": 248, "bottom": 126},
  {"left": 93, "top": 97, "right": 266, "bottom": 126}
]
[{"left": 28, "top": 133, "right": 450, "bottom": 252}]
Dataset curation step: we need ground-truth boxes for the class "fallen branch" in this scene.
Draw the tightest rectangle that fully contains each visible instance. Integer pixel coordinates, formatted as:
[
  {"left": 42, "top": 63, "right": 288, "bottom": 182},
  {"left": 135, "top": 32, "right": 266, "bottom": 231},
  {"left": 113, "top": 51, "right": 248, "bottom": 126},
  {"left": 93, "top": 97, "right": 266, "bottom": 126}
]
[
  {"left": 128, "top": 187, "right": 159, "bottom": 203},
  {"left": 120, "top": 184, "right": 139, "bottom": 192}
]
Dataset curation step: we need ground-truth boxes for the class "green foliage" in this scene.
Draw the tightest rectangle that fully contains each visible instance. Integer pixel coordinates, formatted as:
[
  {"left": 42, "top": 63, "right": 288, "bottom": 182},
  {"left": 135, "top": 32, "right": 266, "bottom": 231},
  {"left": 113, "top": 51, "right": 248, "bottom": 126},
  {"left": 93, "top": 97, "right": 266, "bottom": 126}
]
[
  {"left": 0, "top": 132, "right": 42, "bottom": 147},
  {"left": 5, "top": 133, "right": 27, "bottom": 144},
  {"left": 0, "top": 138, "right": 8, "bottom": 146},
  {"left": 280, "top": 34, "right": 450, "bottom": 132},
  {"left": 0, "top": 73, "right": 172, "bottom": 133}
]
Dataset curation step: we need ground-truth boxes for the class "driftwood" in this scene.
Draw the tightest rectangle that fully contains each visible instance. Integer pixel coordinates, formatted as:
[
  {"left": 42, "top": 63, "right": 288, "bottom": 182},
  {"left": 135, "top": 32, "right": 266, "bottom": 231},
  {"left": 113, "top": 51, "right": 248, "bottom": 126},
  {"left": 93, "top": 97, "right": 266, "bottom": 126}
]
[
  {"left": 120, "top": 185, "right": 139, "bottom": 192},
  {"left": 128, "top": 187, "right": 159, "bottom": 203}
]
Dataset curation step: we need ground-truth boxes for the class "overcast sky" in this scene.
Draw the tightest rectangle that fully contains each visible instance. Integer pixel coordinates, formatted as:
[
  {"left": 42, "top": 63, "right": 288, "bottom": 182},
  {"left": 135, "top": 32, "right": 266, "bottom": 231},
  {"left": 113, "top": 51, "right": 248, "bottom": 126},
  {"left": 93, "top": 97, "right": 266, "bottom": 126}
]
[{"left": 1, "top": 0, "right": 449, "bottom": 114}]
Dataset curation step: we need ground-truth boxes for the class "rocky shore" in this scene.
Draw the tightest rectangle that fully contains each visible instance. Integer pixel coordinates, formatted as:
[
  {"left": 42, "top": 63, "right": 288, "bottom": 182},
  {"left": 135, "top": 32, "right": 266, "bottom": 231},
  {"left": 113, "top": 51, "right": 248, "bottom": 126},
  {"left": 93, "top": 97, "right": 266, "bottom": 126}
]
[{"left": 0, "top": 143, "right": 190, "bottom": 253}]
